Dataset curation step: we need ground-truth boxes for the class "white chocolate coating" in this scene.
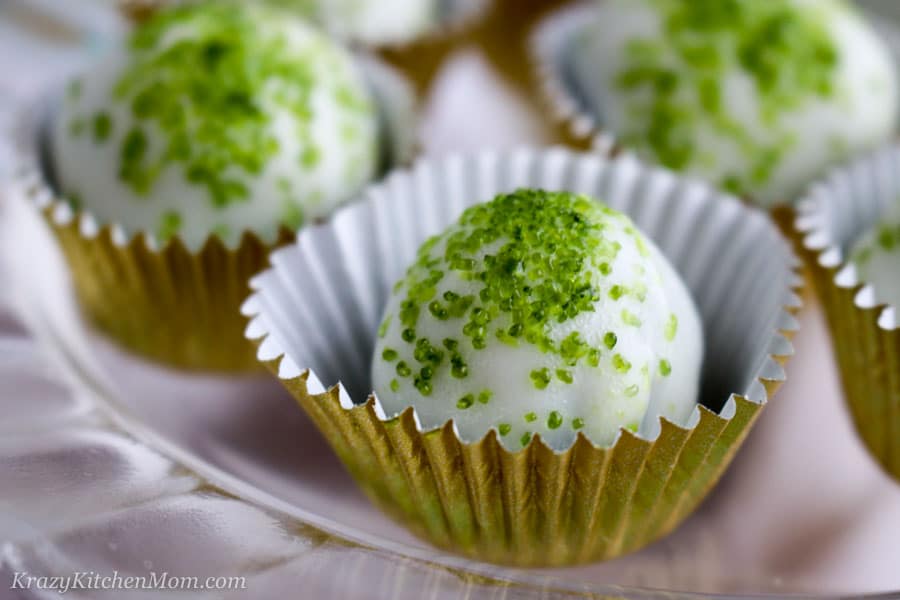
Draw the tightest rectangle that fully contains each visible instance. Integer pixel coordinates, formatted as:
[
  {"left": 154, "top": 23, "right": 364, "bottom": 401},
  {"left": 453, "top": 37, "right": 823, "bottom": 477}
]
[
  {"left": 371, "top": 191, "right": 703, "bottom": 451},
  {"left": 578, "top": 0, "right": 898, "bottom": 206},
  {"left": 52, "top": 3, "right": 379, "bottom": 249}
]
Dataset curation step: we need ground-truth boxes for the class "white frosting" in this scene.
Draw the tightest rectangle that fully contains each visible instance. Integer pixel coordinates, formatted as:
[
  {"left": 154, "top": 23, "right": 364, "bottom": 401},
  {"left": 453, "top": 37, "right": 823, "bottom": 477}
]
[
  {"left": 51, "top": 4, "right": 379, "bottom": 249},
  {"left": 370, "top": 192, "right": 703, "bottom": 451},
  {"left": 579, "top": 0, "right": 898, "bottom": 206}
]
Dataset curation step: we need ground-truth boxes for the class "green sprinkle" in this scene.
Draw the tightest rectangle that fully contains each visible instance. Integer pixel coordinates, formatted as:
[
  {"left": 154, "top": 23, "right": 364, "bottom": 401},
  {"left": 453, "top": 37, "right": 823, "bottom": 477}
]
[
  {"left": 457, "top": 394, "right": 474, "bottom": 410},
  {"left": 478, "top": 390, "right": 493, "bottom": 404},
  {"left": 377, "top": 315, "right": 391, "bottom": 339},
  {"left": 547, "top": 411, "right": 563, "bottom": 429},
  {"left": 613, "top": 354, "right": 632, "bottom": 374},
  {"left": 390, "top": 379, "right": 400, "bottom": 392},
  {"left": 92, "top": 112, "right": 112, "bottom": 143},
  {"left": 530, "top": 368, "right": 551, "bottom": 390},
  {"left": 665, "top": 313, "right": 679, "bottom": 341},
  {"left": 68, "top": 192, "right": 83, "bottom": 211},
  {"left": 300, "top": 145, "right": 321, "bottom": 169},
  {"left": 524, "top": 412, "right": 537, "bottom": 423},
  {"left": 659, "top": 359, "right": 672, "bottom": 376},
  {"left": 627, "top": 422, "right": 639, "bottom": 433},
  {"left": 622, "top": 310, "right": 642, "bottom": 327},
  {"left": 428, "top": 301, "right": 449, "bottom": 320},
  {"left": 382, "top": 348, "right": 398, "bottom": 362},
  {"left": 212, "top": 224, "right": 230, "bottom": 239},
  {"left": 450, "top": 353, "right": 468, "bottom": 379},
  {"left": 157, "top": 210, "right": 182, "bottom": 243},
  {"left": 498, "top": 423, "right": 511, "bottom": 436},
  {"left": 572, "top": 418, "right": 585, "bottom": 431},
  {"left": 520, "top": 432, "right": 532, "bottom": 447},
  {"left": 609, "top": 285, "right": 625, "bottom": 301},
  {"left": 414, "top": 376, "right": 432, "bottom": 396},
  {"left": 604, "top": 332, "right": 618, "bottom": 349},
  {"left": 625, "top": 384, "right": 640, "bottom": 397},
  {"left": 879, "top": 227, "right": 896, "bottom": 250},
  {"left": 723, "top": 174, "right": 743, "bottom": 194},
  {"left": 556, "top": 369, "right": 573, "bottom": 384},
  {"left": 396, "top": 361, "right": 411, "bottom": 377},
  {"left": 280, "top": 199, "right": 304, "bottom": 230}
]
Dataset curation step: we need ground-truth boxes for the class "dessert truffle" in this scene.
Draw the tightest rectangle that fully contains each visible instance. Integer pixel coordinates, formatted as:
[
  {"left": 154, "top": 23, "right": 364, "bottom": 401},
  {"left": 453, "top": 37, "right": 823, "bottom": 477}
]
[
  {"left": 371, "top": 189, "right": 703, "bottom": 450},
  {"left": 52, "top": 1, "right": 379, "bottom": 249},
  {"left": 850, "top": 214, "right": 900, "bottom": 309},
  {"left": 580, "top": 0, "right": 897, "bottom": 205}
]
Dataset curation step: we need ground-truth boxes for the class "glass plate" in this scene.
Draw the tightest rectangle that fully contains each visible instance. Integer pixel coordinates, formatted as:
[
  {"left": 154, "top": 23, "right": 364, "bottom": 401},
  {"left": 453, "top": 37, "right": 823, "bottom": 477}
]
[{"left": 2, "top": 1, "right": 900, "bottom": 597}]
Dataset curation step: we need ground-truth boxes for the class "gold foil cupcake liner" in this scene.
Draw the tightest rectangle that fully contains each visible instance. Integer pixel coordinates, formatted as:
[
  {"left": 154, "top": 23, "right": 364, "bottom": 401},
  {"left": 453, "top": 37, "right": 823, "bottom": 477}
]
[
  {"left": 243, "top": 148, "right": 803, "bottom": 566},
  {"left": 795, "top": 146, "right": 900, "bottom": 480},
  {"left": 15, "top": 55, "right": 416, "bottom": 373}
]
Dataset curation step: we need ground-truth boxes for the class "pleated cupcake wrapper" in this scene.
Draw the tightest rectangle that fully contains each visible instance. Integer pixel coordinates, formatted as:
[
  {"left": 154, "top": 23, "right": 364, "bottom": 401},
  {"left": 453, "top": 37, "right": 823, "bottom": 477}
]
[
  {"left": 13, "top": 55, "right": 416, "bottom": 373},
  {"left": 530, "top": 3, "right": 621, "bottom": 155},
  {"left": 243, "top": 148, "right": 802, "bottom": 566},
  {"left": 795, "top": 145, "right": 900, "bottom": 481}
]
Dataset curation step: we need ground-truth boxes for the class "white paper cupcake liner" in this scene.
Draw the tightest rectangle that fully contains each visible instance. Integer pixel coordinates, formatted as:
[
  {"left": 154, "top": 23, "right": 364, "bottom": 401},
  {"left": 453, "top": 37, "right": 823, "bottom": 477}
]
[
  {"left": 242, "top": 148, "right": 802, "bottom": 565},
  {"left": 795, "top": 144, "right": 900, "bottom": 478},
  {"left": 530, "top": 2, "right": 625, "bottom": 156}
]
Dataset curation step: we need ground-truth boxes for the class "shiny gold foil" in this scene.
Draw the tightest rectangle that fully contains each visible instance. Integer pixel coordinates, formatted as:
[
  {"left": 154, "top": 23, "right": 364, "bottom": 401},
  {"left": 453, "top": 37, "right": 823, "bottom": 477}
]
[
  {"left": 264, "top": 310, "right": 797, "bottom": 567},
  {"left": 44, "top": 204, "right": 292, "bottom": 372},
  {"left": 799, "top": 238, "right": 900, "bottom": 481}
]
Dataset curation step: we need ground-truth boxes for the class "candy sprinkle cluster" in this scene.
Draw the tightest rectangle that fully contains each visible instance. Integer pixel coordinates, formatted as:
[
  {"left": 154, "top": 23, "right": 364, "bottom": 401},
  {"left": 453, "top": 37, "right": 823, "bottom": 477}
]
[
  {"left": 372, "top": 189, "right": 683, "bottom": 449},
  {"left": 64, "top": 2, "right": 374, "bottom": 242},
  {"left": 612, "top": 0, "right": 840, "bottom": 195}
]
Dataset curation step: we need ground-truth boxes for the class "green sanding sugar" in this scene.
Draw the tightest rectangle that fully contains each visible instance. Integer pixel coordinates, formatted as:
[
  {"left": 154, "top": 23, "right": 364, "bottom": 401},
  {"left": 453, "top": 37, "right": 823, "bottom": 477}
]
[
  {"left": 92, "top": 112, "right": 112, "bottom": 143},
  {"left": 82, "top": 2, "right": 370, "bottom": 212},
  {"left": 383, "top": 190, "right": 653, "bottom": 395},
  {"left": 157, "top": 210, "right": 183, "bottom": 243},
  {"left": 372, "top": 189, "right": 700, "bottom": 449},
  {"left": 613, "top": 0, "right": 839, "bottom": 195}
]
